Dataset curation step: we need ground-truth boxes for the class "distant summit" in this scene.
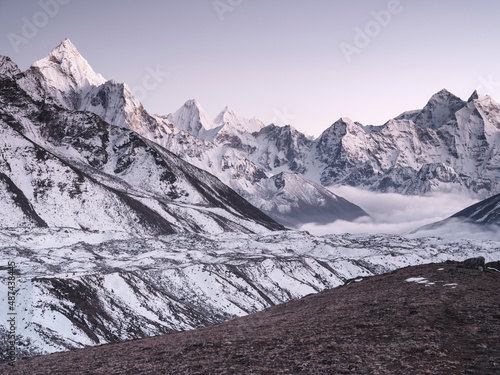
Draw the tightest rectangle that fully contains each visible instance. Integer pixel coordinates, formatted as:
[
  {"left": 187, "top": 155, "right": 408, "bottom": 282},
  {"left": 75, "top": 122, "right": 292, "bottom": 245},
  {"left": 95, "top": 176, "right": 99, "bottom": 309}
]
[
  {"left": 166, "top": 99, "right": 219, "bottom": 139},
  {"left": 214, "top": 106, "right": 265, "bottom": 134}
]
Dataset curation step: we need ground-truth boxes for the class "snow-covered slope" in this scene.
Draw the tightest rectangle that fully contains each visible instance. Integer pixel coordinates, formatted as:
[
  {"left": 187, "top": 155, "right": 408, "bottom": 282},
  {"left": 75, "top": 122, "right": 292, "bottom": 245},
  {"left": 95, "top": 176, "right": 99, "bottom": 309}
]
[
  {"left": 18, "top": 39, "right": 152, "bottom": 133},
  {"left": 0, "top": 56, "right": 21, "bottom": 79},
  {"left": 0, "top": 115, "right": 171, "bottom": 235},
  {"left": 413, "top": 193, "right": 500, "bottom": 236},
  {"left": 163, "top": 91, "right": 500, "bottom": 199},
  {"left": 0, "top": 60, "right": 284, "bottom": 235},
  {"left": 2, "top": 40, "right": 500, "bottom": 362},
  {"left": 214, "top": 106, "right": 265, "bottom": 134},
  {"left": 1, "top": 229, "right": 498, "bottom": 357},
  {"left": 396, "top": 89, "right": 466, "bottom": 129},
  {"left": 315, "top": 93, "right": 500, "bottom": 196},
  {"left": 32, "top": 38, "right": 106, "bottom": 92},
  {"left": 246, "top": 172, "right": 368, "bottom": 227},
  {"left": 166, "top": 99, "right": 220, "bottom": 139},
  {"left": 450, "top": 193, "right": 500, "bottom": 225},
  {"left": 161, "top": 90, "right": 500, "bottom": 199}
]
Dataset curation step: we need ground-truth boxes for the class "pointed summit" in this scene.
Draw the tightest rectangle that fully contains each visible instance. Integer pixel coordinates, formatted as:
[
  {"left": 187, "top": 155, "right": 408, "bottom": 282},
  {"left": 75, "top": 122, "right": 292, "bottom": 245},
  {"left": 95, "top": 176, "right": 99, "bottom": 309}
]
[
  {"left": 412, "top": 89, "right": 467, "bottom": 129},
  {"left": 425, "top": 89, "right": 465, "bottom": 109},
  {"left": 0, "top": 55, "right": 21, "bottom": 78},
  {"left": 215, "top": 106, "right": 243, "bottom": 126},
  {"left": 167, "top": 99, "right": 217, "bottom": 138},
  {"left": 216, "top": 105, "right": 234, "bottom": 118},
  {"left": 467, "top": 90, "right": 479, "bottom": 102},
  {"left": 214, "top": 106, "right": 265, "bottom": 133},
  {"left": 183, "top": 98, "right": 206, "bottom": 111},
  {"left": 49, "top": 38, "right": 80, "bottom": 61},
  {"left": 433, "top": 88, "right": 455, "bottom": 97},
  {"left": 32, "top": 39, "right": 106, "bottom": 90},
  {"left": 256, "top": 171, "right": 368, "bottom": 227}
]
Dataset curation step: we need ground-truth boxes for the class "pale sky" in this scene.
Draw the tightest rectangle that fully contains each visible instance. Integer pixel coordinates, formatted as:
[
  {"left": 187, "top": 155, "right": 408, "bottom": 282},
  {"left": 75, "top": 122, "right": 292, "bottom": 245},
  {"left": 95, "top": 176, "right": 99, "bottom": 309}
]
[{"left": 1, "top": 0, "right": 499, "bottom": 136}]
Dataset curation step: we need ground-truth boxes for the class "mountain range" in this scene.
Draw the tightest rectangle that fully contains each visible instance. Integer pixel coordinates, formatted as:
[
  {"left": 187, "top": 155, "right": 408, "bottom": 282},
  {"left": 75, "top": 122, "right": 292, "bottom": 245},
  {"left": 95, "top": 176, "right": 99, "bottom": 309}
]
[
  {"left": 9, "top": 39, "right": 371, "bottom": 228},
  {"left": 1, "top": 39, "right": 500, "bottom": 362},
  {"left": 0, "top": 46, "right": 285, "bottom": 235},
  {"left": 9, "top": 39, "right": 500, "bottom": 229}
]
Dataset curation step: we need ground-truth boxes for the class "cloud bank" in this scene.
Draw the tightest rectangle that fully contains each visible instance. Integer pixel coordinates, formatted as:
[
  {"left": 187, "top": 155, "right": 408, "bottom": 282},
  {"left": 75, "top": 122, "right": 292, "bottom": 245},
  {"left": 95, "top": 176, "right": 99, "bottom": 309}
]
[{"left": 298, "top": 187, "right": 500, "bottom": 241}]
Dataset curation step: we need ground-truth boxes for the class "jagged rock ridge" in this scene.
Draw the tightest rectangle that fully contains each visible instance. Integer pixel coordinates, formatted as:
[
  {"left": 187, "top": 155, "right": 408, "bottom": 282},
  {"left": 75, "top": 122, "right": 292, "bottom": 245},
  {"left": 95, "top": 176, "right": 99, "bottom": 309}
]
[{"left": 0, "top": 53, "right": 284, "bottom": 235}]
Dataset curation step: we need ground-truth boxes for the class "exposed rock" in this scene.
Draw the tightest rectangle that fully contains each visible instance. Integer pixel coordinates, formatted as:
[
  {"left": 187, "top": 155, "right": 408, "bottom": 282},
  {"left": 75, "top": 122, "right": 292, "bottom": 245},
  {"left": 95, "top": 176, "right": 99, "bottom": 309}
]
[
  {"left": 413, "top": 193, "right": 500, "bottom": 234},
  {"left": 462, "top": 256, "right": 486, "bottom": 270}
]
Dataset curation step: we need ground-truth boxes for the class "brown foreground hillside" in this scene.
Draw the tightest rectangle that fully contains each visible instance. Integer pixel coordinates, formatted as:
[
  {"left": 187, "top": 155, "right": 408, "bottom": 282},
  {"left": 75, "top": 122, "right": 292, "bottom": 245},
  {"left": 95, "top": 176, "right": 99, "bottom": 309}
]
[{"left": 3, "top": 261, "right": 500, "bottom": 374}]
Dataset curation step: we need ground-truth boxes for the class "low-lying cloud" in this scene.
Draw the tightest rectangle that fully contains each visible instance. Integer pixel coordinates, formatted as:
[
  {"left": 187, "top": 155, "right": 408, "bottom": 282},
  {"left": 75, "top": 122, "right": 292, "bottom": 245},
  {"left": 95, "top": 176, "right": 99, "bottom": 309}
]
[
  {"left": 408, "top": 219, "right": 500, "bottom": 241},
  {"left": 299, "top": 186, "right": 500, "bottom": 241}
]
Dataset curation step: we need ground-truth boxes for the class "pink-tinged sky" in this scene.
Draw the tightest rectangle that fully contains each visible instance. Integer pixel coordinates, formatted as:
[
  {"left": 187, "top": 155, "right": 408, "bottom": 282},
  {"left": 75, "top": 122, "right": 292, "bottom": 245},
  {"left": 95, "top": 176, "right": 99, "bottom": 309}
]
[{"left": 1, "top": 0, "right": 499, "bottom": 136}]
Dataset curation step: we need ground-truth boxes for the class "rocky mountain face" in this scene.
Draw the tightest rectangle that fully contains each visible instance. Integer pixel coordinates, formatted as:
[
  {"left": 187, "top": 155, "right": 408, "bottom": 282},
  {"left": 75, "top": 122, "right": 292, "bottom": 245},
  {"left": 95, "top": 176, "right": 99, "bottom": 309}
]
[
  {"left": 251, "top": 172, "right": 368, "bottom": 227},
  {"left": 450, "top": 193, "right": 500, "bottom": 225},
  {"left": 3, "top": 261, "right": 500, "bottom": 374},
  {"left": 315, "top": 93, "right": 500, "bottom": 196},
  {"left": 1, "top": 39, "right": 500, "bottom": 367},
  {"left": 0, "top": 51, "right": 284, "bottom": 235},
  {"left": 148, "top": 92, "right": 500, "bottom": 230}
]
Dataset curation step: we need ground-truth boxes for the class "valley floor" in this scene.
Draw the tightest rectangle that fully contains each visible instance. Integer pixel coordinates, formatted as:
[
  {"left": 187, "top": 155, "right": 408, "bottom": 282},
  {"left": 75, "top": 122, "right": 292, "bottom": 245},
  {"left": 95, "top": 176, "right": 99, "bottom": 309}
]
[
  {"left": 1, "top": 229, "right": 499, "bottom": 371},
  {"left": 2, "top": 262, "right": 499, "bottom": 374}
]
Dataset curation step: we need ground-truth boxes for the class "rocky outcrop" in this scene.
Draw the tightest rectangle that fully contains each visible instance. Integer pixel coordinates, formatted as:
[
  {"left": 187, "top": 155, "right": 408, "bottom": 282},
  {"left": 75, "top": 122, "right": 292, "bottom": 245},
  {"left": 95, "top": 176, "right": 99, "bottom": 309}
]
[{"left": 462, "top": 256, "right": 486, "bottom": 270}]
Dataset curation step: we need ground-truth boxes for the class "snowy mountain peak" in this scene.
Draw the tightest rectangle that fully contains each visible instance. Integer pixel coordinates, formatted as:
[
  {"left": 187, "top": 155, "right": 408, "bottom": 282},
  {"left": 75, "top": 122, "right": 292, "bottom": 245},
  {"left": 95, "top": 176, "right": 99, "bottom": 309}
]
[
  {"left": 50, "top": 38, "right": 80, "bottom": 60},
  {"left": 214, "top": 105, "right": 237, "bottom": 123},
  {"left": 256, "top": 171, "right": 368, "bottom": 227},
  {"left": 424, "top": 89, "right": 466, "bottom": 111},
  {"left": 340, "top": 116, "right": 355, "bottom": 125},
  {"left": 325, "top": 117, "right": 357, "bottom": 133},
  {"left": 184, "top": 98, "right": 202, "bottom": 108},
  {"left": 468, "top": 90, "right": 479, "bottom": 102},
  {"left": 432, "top": 88, "right": 457, "bottom": 99},
  {"left": 0, "top": 55, "right": 21, "bottom": 78},
  {"left": 411, "top": 89, "right": 467, "bottom": 129},
  {"left": 214, "top": 106, "right": 264, "bottom": 134},
  {"left": 167, "top": 99, "right": 218, "bottom": 137},
  {"left": 32, "top": 38, "right": 107, "bottom": 90},
  {"left": 467, "top": 91, "right": 497, "bottom": 107},
  {"left": 221, "top": 105, "right": 232, "bottom": 113}
]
